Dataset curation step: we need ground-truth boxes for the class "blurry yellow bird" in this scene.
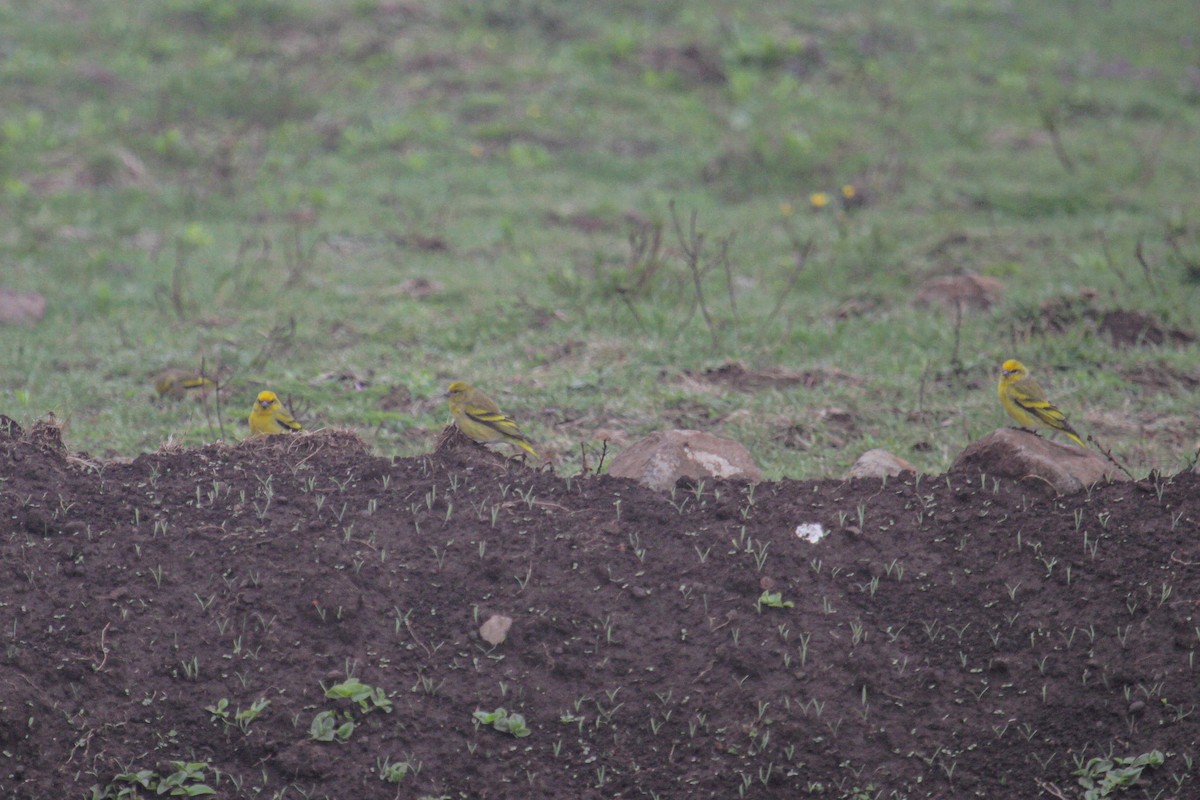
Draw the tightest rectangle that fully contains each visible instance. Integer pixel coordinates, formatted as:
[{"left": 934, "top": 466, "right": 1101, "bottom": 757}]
[
  {"left": 248, "top": 390, "right": 302, "bottom": 435},
  {"left": 155, "top": 370, "right": 216, "bottom": 400},
  {"left": 446, "top": 381, "right": 538, "bottom": 459},
  {"left": 998, "top": 359, "right": 1085, "bottom": 447}
]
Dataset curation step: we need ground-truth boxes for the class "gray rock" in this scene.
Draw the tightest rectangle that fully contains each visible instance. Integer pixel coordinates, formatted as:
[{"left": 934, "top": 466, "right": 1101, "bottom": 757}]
[
  {"left": 952, "top": 428, "right": 1129, "bottom": 494},
  {"left": 608, "top": 430, "right": 762, "bottom": 491},
  {"left": 480, "top": 615, "right": 513, "bottom": 646},
  {"left": 845, "top": 448, "right": 918, "bottom": 480}
]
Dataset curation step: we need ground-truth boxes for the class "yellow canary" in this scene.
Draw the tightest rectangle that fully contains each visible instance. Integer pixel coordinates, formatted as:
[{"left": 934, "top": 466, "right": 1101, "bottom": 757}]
[
  {"left": 155, "top": 370, "right": 216, "bottom": 400},
  {"left": 248, "top": 390, "right": 302, "bottom": 435},
  {"left": 446, "top": 381, "right": 538, "bottom": 459},
  {"left": 998, "top": 359, "right": 1085, "bottom": 447}
]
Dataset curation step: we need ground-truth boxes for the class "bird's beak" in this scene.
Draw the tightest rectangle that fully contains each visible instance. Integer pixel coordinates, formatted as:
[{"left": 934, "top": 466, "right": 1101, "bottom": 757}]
[{"left": 259, "top": 400, "right": 271, "bottom": 409}]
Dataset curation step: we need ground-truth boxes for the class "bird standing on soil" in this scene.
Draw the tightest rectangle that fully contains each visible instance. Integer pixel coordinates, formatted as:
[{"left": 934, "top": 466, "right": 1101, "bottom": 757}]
[
  {"left": 446, "top": 381, "right": 538, "bottom": 459},
  {"left": 248, "top": 390, "right": 302, "bottom": 435},
  {"left": 998, "top": 359, "right": 1085, "bottom": 447}
]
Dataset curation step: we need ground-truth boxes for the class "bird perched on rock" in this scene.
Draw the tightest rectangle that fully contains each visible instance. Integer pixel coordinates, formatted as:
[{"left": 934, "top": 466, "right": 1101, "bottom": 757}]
[
  {"left": 998, "top": 359, "right": 1085, "bottom": 447},
  {"left": 446, "top": 381, "right": 538, "bottom": 459},
  {"left": 248, "top": 390, "right": 302, "bottom": 435}
]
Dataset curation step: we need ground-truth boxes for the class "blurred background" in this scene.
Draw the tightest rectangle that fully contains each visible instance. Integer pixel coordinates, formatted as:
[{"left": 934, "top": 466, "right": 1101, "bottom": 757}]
[{"left": 0, "top": 0, "right": 1197, "bottom": 476}]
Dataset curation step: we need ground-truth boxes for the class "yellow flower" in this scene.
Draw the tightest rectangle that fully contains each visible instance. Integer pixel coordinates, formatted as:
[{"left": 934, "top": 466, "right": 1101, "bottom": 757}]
[
  {"left": 809, "top": 192, "right": 830, "bottom": 209},
  {"left": 841, "top": 184, "right": 856, "bottom": 200}
]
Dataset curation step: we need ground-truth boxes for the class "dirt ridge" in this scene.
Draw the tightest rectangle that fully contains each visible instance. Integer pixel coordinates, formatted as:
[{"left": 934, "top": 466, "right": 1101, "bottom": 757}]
[{"left": 1, "top": 426, "right": 1196, "bottom": 799}]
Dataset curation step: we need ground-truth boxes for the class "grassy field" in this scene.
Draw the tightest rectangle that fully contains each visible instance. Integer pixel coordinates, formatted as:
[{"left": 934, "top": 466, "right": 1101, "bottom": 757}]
[{"left": 2, "top": 0, "right": 1198, "bottom": 477}]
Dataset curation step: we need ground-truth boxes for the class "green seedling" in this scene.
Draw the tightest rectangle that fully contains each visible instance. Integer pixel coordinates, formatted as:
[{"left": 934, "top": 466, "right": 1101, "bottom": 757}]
[
  {"left": 310, "top": 709, "right": 356, "bottom": 742},
  {"left": 474, "top": 707, "right": 531, "bottom": 737},
  {"left": 324, "top": 677, "right": 393, "bottom": 714},
  {"left": 90, "top": 761, "right": 215, "bottom": 799},
  {"left": 757, "top": 590, "right": 794, "bottom": 612},
  {"left": 377, "top": 756, "right": 411, "bottom": 784},
  {"left": 1074, "top": 750, "right": 1164, "bottom": 799},
  {"left": 205, "top": 697, "right": 270, "bottom": 734}
]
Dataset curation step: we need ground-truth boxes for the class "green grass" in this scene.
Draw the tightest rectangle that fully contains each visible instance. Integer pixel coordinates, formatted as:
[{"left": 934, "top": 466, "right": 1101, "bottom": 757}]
[{"left": 2, "top": 0, "right": 1198, "bottom": 476}]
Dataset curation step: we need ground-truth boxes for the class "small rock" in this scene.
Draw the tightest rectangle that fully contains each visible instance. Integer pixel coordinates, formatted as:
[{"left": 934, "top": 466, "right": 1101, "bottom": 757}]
[
  {"left": 951, "top": 428, "right": 1129, "bottom": 494},
  {"left": 845, "top": 449, "right": 917, "bottom": 480},
  {"left": 480, "top": 614, "right": 513, "bottom": 646},
  {"left": 608, "top": 430, "right": 762, "bottom": 491},
  {"left": 794, "top": 523, "right": 827, "bottom": 543},
  {"left": 914, "top": 272, "right": 1003, "bottom": 313}
]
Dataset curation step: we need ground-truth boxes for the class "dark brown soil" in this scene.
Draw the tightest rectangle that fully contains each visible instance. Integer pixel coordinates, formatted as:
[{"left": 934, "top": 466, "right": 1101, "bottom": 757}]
[
  {"left": 1032, "top": 295, "right": 1196, "bottom": 349},
  {"left": 1099, "top": 310, "right": 1195, "bottom": 349},
  {"left": 1, "top": 421, "right": 1197, "bottom": 799},
  {"left": 690, "top": 361, "right": 864, "bottom": 390}
]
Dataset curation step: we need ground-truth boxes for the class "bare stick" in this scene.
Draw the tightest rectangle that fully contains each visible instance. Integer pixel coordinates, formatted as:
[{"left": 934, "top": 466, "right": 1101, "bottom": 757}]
[
  {"left": 1087, "top": 434, "right": 1136, "bottom": 481},
  {"left": 92, "top": 622, "right": 111, "bottom": 672},
  {"left": 596, "top": 439, "right": 610, "bottom": 474},
  {"left": 949, "top": 299, "right": 964, "bottom": 370},
  {"left": 1133, "top": 236, "right": 1158, "bottom": 294},
  {"left": 764, "top": 232, "right": 814, "bottom": 329},
  {"left": 669, "top": 200, "right": 719, "bottom": 349},
  {"left": 1030, "top": 82, "right": 1075, "bottom": 174}
]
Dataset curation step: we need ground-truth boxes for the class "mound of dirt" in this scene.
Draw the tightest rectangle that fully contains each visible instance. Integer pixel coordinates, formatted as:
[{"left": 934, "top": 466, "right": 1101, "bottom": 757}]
[
  {"left": 690, "top": 361, "right": 862, "bottom": 390},
  {"left": 1, "top": 425, "right": 1196, "bottom": 799},
  {"left": 1099, "top": 309, "right": 1195, "bottom": 348}
]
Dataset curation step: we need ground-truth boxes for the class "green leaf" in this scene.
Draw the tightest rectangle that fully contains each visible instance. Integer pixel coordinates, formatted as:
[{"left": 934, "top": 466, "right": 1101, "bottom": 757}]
[
  {"left": 473, "top": 708, "right": 501, "bottom": 725},
  {"left": 757, "top": 590, "right": 794, "bottom": 609},
  {"left": 309, "top": 710, "right": 338, "bottom": 741}
]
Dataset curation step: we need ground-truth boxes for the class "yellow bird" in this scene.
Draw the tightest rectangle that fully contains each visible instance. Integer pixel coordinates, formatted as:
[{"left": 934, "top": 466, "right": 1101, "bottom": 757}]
[
  {"left": 155, "top": 370, "right": 216, "bottom": 400},
  {"left": 446, "top": 381, "right": 538, "bottom": 459},
  {"left": 248, "top": 390, "right": 302, "bottom": 435},
  {"left": 998, "top": 359, "right": 1085, "bottom": 447}
]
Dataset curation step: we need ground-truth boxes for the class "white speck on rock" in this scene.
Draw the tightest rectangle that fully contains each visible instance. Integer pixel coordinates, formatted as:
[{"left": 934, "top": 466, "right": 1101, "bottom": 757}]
[{"left": 687, "top": 448, "right": 741, "bottom": 478}]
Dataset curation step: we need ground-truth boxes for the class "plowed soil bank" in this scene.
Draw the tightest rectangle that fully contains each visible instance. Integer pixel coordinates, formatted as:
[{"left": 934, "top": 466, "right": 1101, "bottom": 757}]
[{"left": 1, "top": 422, "right": 1197, "bottom": 799}]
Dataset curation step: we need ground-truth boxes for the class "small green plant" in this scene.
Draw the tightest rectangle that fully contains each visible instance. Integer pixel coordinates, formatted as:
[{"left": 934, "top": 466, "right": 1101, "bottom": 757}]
[
  {"left": 377, "top": 756, "right": 411, "bottom": 784},
  {"left": 324, "top": 677, "right": 393, "bottom": 714},
  {"left": 756, "top": 590, "right": 794, "bottom": 612},
  {"left": 1074, "top": 750, "right": 1164, "bottom": 799},
  {"left": 309, "top": 709, "right": 356, "bottom": 742},
  {"left": 204, "top": 696, "right": 270, "bottom": 734},
  {"left": 90, "top": 761, "right": 215, "bottom": 799},
  {"left": 474, "top": 707, "right": 531, "bottom": 737}
]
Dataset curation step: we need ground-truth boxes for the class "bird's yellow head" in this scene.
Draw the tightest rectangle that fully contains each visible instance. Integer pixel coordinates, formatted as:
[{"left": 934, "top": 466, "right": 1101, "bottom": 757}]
[
  {"left": 446, "top": 381, "right": 470, "bottom": 398},
  {"left": 256, "top": 390, "right": 279, "bottom": 410},
  {"left": 1000, "top": 359, "right": 1028, "bottom": 380}
]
